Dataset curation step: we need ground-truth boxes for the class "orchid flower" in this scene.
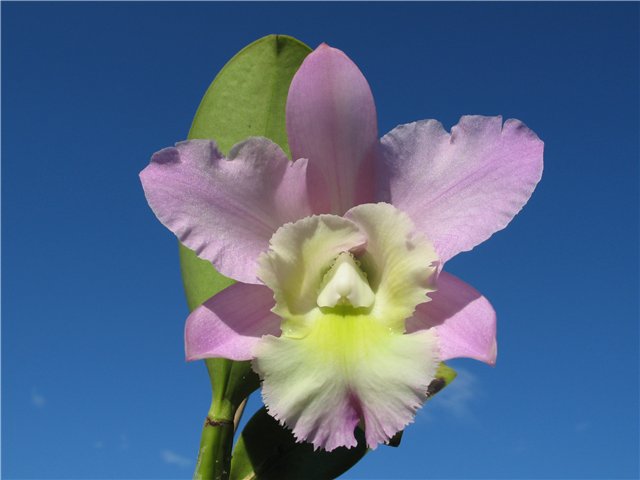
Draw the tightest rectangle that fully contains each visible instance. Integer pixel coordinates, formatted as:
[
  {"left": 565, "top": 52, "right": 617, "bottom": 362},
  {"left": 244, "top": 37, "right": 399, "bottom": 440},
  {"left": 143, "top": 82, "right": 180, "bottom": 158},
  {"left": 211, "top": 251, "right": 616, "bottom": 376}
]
[{"left": 140, "top": 44, "right": 543, "bottom": 451}]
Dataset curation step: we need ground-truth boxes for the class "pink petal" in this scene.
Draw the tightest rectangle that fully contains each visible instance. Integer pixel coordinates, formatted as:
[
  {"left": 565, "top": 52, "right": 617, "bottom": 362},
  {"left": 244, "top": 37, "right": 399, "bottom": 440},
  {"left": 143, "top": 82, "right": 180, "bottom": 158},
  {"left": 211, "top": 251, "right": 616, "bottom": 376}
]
[
  {"left": 380, "top": 116, "right": 543, "bottom": 262},
  {"left": 185, "top": 282, "right": 280, "bottom": 361},
  {"left": 140, "top": 138, "right": 311, "bottom": 284},
  {"left": 406, "top": 271, "right": 497, "bottom": 365},
  {"left": 286, "top": 44, "right": 378, "bottom": 215}
]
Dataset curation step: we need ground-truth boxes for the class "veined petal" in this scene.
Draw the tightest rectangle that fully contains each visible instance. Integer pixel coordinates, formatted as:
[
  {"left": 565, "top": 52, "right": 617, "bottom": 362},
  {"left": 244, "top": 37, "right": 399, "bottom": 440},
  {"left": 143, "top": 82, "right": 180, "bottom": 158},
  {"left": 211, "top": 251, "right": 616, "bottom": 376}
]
[
  {"left": 257, "top": 214, "right": 366, "bottom": 336},
  {"left": 286, "top": 44, "right": 378, "bottom": 215},
  {"left": 140, "top": 138, "right": 311, "bottom": 284},
  {"left": 253, "top": 314, "right": 439, "bottom": 451},
  {"left": 345, "top": 203, "right": 439, "bottom": 331},
  {"left": 379, "top": 116, "right": 544, "bottom": 262},
  {"left": 185, "top": 283, "right": 281, "bottom": 361},
  {"left": 406, "top": 271, "right": 497, "bottom": 365}
]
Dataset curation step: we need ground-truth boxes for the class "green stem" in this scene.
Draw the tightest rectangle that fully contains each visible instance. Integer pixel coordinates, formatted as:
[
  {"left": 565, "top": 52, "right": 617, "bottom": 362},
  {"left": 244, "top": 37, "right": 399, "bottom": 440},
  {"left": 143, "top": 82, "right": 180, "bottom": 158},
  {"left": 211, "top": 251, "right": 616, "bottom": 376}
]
[
  {"left": 193, "top": 359, "right": 258, "bottom": 480},
  {"left": 193, "top": 401, "right": 236, "bottom": 480}
]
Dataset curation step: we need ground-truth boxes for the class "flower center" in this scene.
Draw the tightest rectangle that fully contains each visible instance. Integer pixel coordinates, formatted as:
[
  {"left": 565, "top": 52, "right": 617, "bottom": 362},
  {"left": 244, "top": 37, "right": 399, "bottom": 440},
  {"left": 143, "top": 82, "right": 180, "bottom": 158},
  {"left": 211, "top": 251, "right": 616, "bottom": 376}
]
[{"left": 317, "top": 252, "right": 375, "bottom": 308}]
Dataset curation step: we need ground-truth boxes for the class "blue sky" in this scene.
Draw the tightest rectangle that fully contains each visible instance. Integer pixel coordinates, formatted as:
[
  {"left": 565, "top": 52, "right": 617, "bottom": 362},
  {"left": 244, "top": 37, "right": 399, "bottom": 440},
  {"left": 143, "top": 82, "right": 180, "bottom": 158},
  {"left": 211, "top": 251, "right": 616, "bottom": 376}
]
[{"left": 2, "top": 2, "right": 638, "bottom": 479}]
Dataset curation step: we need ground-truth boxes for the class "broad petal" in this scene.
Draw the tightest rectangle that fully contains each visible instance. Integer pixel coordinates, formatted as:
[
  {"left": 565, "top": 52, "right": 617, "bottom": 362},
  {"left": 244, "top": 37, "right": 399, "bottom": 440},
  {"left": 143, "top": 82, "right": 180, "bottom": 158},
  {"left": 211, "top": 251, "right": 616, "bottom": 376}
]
[
  {"left": 345, "top": 203, "right": 439, "bottom": 331},
  {"left": 379, "top": 116, "right": 544, "bottom": 262},
  {"left": 406, "top": 271, "right": 497, "bottom": 365},
  {"left": 253, "top": 314, "right": 439, "bottom": 451},
  {"left": 286, "top": 44, "right": 378, "bottom": 215},
  {"left": 185, "top": 283, "right": 280, "bottom": 361},
  {"left": 140, "top": 138, "right": 311, "bottom": 284}
]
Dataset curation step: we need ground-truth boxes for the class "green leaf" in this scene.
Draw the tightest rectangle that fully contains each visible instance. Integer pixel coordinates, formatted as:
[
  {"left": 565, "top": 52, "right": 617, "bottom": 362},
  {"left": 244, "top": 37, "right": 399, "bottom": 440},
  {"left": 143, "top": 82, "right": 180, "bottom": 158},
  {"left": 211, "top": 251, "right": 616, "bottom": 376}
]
[
  {"left": 230, "top": 408, "right": 367, "bottom": 480},
  {"left": 180, "top": 35, "right": 312, "bottom": 480},
  {"left": 181, "top": 33, "right": 312, "bottom": 313}
]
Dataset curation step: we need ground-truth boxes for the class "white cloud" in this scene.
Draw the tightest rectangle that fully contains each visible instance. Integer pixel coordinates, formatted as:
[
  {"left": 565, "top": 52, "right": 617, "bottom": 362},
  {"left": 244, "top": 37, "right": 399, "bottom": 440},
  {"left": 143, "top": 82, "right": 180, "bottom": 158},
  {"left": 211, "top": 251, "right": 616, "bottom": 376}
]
[
  {"left": 93, "top": 440, "right": 104, "bottom": 449},
  {"left": 161, "top": 450, "right": 191, "bottom": 468},
  {"left": 31, "top": 388, "right": 46, "bottom": 408}
]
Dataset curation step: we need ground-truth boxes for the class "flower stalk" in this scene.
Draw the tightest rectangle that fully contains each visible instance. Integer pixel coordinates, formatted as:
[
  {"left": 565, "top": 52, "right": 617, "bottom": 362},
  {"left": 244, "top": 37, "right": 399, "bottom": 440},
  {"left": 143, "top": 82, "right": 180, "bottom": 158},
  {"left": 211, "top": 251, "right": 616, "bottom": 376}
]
[
  {"left": 194, "top": 358, "right": 259, "bottom": 480},
  {"left": 194, "top": 405, "right": 234, "bottom": 480}
]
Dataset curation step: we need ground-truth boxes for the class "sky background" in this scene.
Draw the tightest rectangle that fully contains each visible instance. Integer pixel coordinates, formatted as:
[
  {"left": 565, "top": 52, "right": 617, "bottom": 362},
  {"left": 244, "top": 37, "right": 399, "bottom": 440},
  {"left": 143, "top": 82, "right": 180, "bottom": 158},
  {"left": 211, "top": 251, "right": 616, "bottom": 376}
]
[{"left": 2, "top": 2, "right": 638, "bottom": 479}]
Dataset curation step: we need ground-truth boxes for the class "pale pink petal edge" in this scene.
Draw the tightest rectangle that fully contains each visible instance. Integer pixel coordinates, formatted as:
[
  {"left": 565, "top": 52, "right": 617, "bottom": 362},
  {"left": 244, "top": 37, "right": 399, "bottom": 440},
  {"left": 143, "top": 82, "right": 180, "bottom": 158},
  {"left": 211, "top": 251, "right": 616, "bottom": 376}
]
[
  {"left": 140, "top": 138, "right": 311, "bottom": 284},
  {"left": 407, "top": 271, "right": 497, "bottom": 365},
  {"left": 185, "top": 282, "right": 280, "bottom": 361}
]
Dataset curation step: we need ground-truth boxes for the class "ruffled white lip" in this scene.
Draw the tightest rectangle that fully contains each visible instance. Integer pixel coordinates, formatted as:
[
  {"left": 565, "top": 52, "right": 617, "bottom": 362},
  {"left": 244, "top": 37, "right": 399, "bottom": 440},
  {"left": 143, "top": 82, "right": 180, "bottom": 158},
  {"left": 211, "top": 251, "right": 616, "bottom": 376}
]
[
  {"left": 253, "top": 202, "right": 441, "bottom": 450},
  {"left": 253, "top": 314, "right": 440, "bottom": 451}
]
